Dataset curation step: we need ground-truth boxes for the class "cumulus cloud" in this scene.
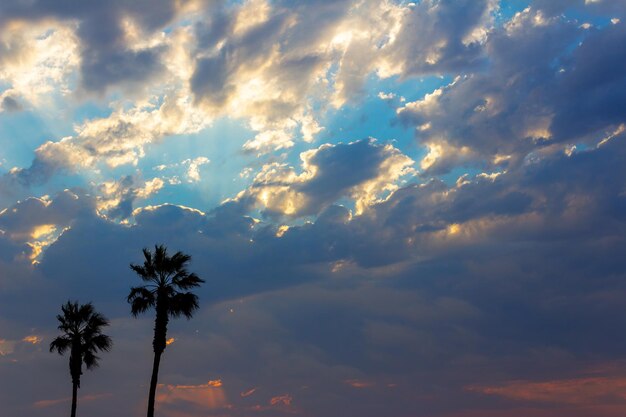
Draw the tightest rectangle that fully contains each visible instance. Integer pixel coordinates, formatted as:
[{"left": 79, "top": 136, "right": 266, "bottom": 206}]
[
  {"left": 533, "top": 0, "right": 626, "bottom": 18},
  {"left": 397, "top": 6, "right": 626, "bottom": 174},
  {"left": 4, "top": 92, "right": 208, "bottom": 187},
  {"left": 379, "top": 0, "right": 497, "bottom": 77},
  {"left": 186, "top": 0, "right": 499, "bottom": 155},
  {"left": 0, "top": 0, "right": 186, "bottom": 95},
  {"left": 0, "top": 20, "right": 79, "bottom": 107},
  {"left": 0, "top": 189, "right": 95, "bottom": 262},
  {"left": 0, "top": 0, "right": 530, "bottom": 184},
  {"left": 183, "top": 157, "right": 210, "bottom": 183},
  {"left": 234, "top": 138, "right": 415, "bottom": 217},
  {"left": 0, "top": 3, "right": 204, "bottom": 188},
  {"left": 153, "top": 156, "right": 211, "bottom": 184},
  {"left": 97, "top": 175, "right": 165, "bottom": 219}
]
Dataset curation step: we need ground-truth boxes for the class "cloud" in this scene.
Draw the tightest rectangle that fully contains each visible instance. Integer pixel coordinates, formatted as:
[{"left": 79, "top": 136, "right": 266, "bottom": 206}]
[
  {"left": 236, "top": 138, "right": 415, "bottom": 217},
  {"left": 269, "top": 393, "right": 292, "bottom": 406},
  {"left": 466, "top": 375, "right": 626, "bottom": 405},
  {"left": 0, "top": 4, "right": 205, "bottom": 188},
  {"left": 1, "top": 3, "right": 626, "bottom": 417},
  {"left": 97, "top": 175, "right": 165, "bottom": 219},
  {"left": 34, "top": 393, "right": 112, "bottom": 409},
  {"left": 379, "top": 0, "right": 497, "bottom": 77},
  {"left": 4, "top": 92, "right": 208, "bottom": 187},
  {"left": 0, "top": 0, "right": 520, "bottom": 184},
  {"left": 152, "top": 156, "right": 211, "bottom": 185},
  {"left": 1, "top": 95, "right": 22, "bottom": 112},
  {"left": 0, "top": 332, "right": 44, "bottom": 358},
  {"left": 0, "top": 189, "right": 96, "bottom": 262},
  {"left": 183, "top": 157, "right": 210, "bottom": 183},
  {"left": 0, "top": 20, "right": 79, "bottom": 107},
  {"left": 532, "top": 0, "right": 626, "bottom": 18},
  {"left": 397, "top": 6, "right": 626, "bottom": 174},
  {"left": 549, "top": 21, "right": 626, "bottom": 141},
  {"left": 156, "top": 381, "right": 227, "bottom": 409},
  {"left": 0, "top": 0, "right": 185, "bottom": 95},
  {"left": 189, "top": 0, "right": 497, "bottom": 154}
]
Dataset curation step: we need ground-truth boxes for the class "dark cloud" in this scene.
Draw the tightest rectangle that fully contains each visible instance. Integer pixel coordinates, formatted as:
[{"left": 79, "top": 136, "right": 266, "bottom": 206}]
[
  {"left": 236, "top": 138, "right": 414, "bottom": 218},
  {"left": 385, "top": 0, "right": 495, "bottom": 76},
  {"left": 1, "top": 95, "right": 22, "bottom": 112},
  {"left": 397, "top": 7, "right": 626, "bottom": 174},
  {"left": 97, "top": 175, "right": 164, "bottom": 220},
  {"left": 190, "top": 48, "right": 234, "bottom": 107},
  {"left": 0, "top": 0, "right": 179, "bottom": 93},
  {"left": 191, "top": 8, "right": 297, "bottom": 108},
  {"left": 0, "top": 189, "right": 95, "bottom": 236},
  {"left": 79, "top": 47, "right": 165, "bottom": 94},
  {"left": 298, "top": 139, "right": 404, "bottom": 207},
  {"left": 533, "top": 0, "right": 626, "bottom": 17},
  {"left": 550, "top": 21, "right": 626, "bottom": 141},
  {"left": 3, "top": 158, "right": 60, "bottom": 188}
]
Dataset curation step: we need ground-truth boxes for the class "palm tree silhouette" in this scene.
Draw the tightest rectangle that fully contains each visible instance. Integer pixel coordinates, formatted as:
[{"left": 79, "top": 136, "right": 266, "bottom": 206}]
[
  {"left": 49, "top": 301, "right": 112, "bottom": 417},
  {"left": 128, "top": 244, "right": 204, "bottom": 417}
]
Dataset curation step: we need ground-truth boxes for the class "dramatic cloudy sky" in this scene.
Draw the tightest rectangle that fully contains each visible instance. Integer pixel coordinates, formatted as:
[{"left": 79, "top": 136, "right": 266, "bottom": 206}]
[{"left": 1, "top": 0, "right": 626, "bottom": 416}]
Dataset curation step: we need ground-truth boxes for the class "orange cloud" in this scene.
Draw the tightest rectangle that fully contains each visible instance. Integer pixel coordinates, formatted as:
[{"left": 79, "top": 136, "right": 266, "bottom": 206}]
[
  {"left": 156, "top": 381, "right": 226, "bottom": 409},
  {"left": 439, "top": 405, "right": 626, "bottom": 417},
  {"left": 270, "top": 394, "right": 292, "bottom": 406},
  {"left": 207, "top": 379, "right": 223, "bottom": 387},
  {"left": 22, "top": 335, "right": 42, "bottom": 344},
  {"left": 34, "top": 397, "right": 69, "bottom": 408},
  {"left": 344, "top": 379, "right": 375, "bottom": 388},
  {"left": 240, "top": 387, "right": 257, "bottom": 397},
  {"left": 34, "top": 393, "right": 111, "bottom": 408},
  {"left": 466, "top": 376, "right": 626, "bottom": 405}
]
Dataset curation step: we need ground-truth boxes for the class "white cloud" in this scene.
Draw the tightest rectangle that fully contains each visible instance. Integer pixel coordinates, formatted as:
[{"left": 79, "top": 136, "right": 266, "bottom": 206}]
[
  {"left": 96, "top": 176, "right": 165, "bottom": 219},
  {"left": 0, "top": 20, "right": 79, "bottom": 107},
  {"left": 183, "top": 157, "right": 210, "bottom": 183},
  {"left": 236, "top": 139, "right": 414, "bottom": 217}
]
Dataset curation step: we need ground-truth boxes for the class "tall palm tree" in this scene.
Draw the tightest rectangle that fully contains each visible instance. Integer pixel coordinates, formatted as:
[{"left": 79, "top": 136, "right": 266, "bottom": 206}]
[
  {"left": 128, "top": 244, "right": 204, "bottom": 417},
  {"left": 49, "top": 301, "right": 112, "bottom": 417}
]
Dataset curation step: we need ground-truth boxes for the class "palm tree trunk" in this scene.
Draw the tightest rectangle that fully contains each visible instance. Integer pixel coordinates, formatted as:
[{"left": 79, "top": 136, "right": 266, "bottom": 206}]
[
  {"left": 70, "top": 347, "right": 81, "bottom": 417},
  {"left": 71, "top": 381, "right": 78, "bottom": 417},
  {"left": 147, "top": 350, "right": 162, "bottom": 417},
  {"left": 147, "top": 298, "right": 168, "bottom": 417}
]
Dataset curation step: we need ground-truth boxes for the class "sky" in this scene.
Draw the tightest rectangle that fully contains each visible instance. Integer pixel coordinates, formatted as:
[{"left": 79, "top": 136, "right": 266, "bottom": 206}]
[{"left": 1, "top": 0, "right": 626, "bottom": 416}]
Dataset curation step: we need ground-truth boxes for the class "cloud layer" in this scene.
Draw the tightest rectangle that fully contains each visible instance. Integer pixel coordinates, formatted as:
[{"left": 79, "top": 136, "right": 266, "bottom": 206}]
[{"left": 1, "top": 1, "right": 626, "bottom": 416}]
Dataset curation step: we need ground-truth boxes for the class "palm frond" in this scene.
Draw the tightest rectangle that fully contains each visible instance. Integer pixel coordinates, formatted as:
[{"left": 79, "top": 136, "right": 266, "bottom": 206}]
[
  {"left": 88, "top": 334, "right": 113, "bottom": 352},
  {"left": 170, "top": 251, "right": 192, "bottom": 270},
  {"left": 172, "top": 272, "right": 205, "bottom": 290},
  {"left": 83, "top": 350, "right": 100, "bottom": 369},
  {"left": 168, "top": 292, "right": 200, "bottom": 319},
  {"left": 128, "top": 286, "right": 156, "bottom": 316},
  {"left": 49, "top": 335, "right": 72, "bottom": 354},
  {"left": 129, "top": 245, "right": 204, "bottom": 326},
  {"left": 50, "top": 301, "right": 111, "bottom": 377}
]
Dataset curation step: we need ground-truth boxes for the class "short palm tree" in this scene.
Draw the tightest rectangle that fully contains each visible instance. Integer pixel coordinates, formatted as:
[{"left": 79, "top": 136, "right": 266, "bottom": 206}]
[
  {"left": 49, "top": 301, "right": 112, "bottom": 417},
  {"left": 128, "top": 244, "right": 204, "bottom": 417}
]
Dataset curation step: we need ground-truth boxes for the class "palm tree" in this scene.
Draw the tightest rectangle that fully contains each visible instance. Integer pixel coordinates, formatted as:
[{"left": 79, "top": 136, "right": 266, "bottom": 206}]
[
  {"left": 128, "top": 244, "right": 204, "bottom": 417},
  {"left": 49, "top": 301, "right": 112, "bottom": 417}
]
